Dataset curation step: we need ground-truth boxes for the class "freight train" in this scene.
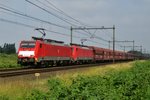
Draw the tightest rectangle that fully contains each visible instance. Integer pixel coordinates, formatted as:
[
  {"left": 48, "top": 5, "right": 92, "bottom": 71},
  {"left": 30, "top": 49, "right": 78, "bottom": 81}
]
[{"left": 17, "top": 37, "right": 139, "bottom": 66}]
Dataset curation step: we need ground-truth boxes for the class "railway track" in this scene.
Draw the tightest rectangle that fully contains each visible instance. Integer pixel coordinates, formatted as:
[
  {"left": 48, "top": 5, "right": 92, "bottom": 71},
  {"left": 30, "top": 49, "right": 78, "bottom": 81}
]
[
  {"left": 0, "top": 61, "right": 130, "bottom": 78},
  {"left": 0, "top": 66, "right": 33, "bottom": 72}
]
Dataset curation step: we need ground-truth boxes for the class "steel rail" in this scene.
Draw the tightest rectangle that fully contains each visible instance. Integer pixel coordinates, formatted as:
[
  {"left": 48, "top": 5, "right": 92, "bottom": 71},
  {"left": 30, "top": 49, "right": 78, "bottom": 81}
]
[{"left": 0, "top": 61, "right": 131, "bottom": 78}]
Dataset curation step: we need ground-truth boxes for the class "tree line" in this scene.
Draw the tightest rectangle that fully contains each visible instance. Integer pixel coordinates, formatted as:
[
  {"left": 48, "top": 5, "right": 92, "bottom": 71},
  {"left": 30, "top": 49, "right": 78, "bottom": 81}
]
[{"left": 0, "top": 43, "right": 16, "bottom": 54}]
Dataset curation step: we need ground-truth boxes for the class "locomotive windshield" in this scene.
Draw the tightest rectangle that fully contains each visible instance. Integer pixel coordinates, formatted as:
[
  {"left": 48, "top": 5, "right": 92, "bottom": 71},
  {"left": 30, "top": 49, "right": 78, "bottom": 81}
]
[{"left": 21, "top": 42, "right": 35, "bottom": 48}]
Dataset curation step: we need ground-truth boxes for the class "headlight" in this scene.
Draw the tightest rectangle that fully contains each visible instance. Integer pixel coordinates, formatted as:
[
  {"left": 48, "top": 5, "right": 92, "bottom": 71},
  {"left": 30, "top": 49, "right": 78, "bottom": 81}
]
[
  {"left": 30, "top": 55, "right": 34, "bottom": 57},
  {"left": 19, "top": 55, "right": 23, "bottom": 57}
]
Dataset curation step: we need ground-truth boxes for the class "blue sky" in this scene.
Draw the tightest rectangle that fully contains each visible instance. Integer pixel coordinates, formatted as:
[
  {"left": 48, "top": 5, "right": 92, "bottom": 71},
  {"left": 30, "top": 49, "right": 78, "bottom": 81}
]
[{"left": 0, "top": 0, "right": 150, "bottom": 53}]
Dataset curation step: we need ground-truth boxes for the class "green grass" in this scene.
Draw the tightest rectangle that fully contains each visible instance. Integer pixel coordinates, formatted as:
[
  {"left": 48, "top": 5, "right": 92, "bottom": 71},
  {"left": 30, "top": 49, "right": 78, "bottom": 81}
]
[
  {"left": 0, "top": 53, "right": 20, "bottom": 68},
  {"left": 0, "top": 79, "right": 48, "bottom": 100}
]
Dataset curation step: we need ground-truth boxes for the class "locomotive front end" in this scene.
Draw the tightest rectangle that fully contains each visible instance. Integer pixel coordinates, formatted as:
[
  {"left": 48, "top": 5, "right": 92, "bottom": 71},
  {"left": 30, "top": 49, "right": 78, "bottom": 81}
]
[{"left": 17, "top": 41, "right": 36, "bottom": 65}]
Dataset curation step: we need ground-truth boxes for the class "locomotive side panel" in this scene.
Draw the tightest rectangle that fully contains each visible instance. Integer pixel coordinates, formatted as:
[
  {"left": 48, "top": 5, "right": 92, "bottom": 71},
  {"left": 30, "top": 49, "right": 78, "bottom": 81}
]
[{"left": 36, "top": 42, "right": 72, "bottom": 64}]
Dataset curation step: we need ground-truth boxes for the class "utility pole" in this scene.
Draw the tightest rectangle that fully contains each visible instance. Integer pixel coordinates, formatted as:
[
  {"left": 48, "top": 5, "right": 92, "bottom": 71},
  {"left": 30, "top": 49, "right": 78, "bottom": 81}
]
[
  {"left": 143, "top": 48, "right": 146, "bottom": 54},
  {"left": 108, "top": 41, "right": 111, "bottom": 49},
  {"left": 140, "top": 46, "right": 142, "bottom": 56},
  {"left": 112, "top": 25, "right": 115, "bottom": 63},
  {"left": 70, "top": 26, "right": 73, "bottom": 44},
  {"left": 123, "top": 46, "right": 126, "bottom": 52},
  {"left": 133, "top": 40, "right": 135, "bottom": 52},
  {"left": 70, "top": 25, "right": 115, "bottom": 63}
]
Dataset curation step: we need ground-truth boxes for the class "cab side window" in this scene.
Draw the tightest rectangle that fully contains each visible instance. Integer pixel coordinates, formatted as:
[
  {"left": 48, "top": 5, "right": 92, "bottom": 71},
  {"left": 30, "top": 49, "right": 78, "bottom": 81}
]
[{"left": 40, "top": 44, "right": 42, "bottom": 48}]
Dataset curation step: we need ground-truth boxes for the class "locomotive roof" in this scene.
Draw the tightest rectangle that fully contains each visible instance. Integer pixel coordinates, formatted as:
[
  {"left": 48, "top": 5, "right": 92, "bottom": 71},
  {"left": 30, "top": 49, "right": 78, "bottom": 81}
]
[
  {"left": 32, "top": 36, "right": 64, "bottom": 44},
  {"left": 21, "top": 40, "right": 35, "bottom": 43},
  {"left": 70, "top": 43, "right": 92, "bottom": 50},
  {"left": 70, "top": 43, "right": 89, "bottom": 47}
]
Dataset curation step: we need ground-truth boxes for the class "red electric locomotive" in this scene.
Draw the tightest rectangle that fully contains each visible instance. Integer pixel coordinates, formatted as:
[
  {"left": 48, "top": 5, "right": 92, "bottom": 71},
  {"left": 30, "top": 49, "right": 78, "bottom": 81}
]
[{"left": 18, "top": 37, "right": 72, "bottom": 66}]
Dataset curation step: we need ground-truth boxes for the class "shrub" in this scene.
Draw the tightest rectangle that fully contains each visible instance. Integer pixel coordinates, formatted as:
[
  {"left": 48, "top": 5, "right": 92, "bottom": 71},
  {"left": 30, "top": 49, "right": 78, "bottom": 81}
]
[
  {"left": 0, "top": 53, "right": 19, "bottom": 68},
  {"left": 27, "top": 61, "right": 150, "bottom": 99},
  {"left": 26, "top": 89, "right": 49, "bottom": 100},
  {"left": 0, "top": 95, "right": 9, "bottom": 100}
]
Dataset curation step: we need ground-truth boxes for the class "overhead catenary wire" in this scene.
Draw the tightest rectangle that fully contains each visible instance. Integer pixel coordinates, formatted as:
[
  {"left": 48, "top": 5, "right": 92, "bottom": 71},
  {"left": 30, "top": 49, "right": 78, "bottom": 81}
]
[
  {"left": 25, "top": 0, "right": 96, "bottom": 37},
  {"left": 0, "top": 6, "right": 100, "bottom": 42},
  {"left": 26, "top": 0, "right": 111, "bottom": 43},
  {"left": 35, "top": 0, "right": 92, "bottom": 36},
  {"left": 0, "top": 18, "right": 87, "bottom": 39},
  {"left": 26, "top": 0, "right": 94, "bottom": 37},
  {"left": 34, "top": 0, "right": 92, "bottom": 27},
  {"left": 0, "top": 18, "right": 108, "bottom": 46},
  {"left": 44, "top": 0, "right": 91, "bottom": 27},
  {"left": 0, "top": 10, "right": 37, "bottom": 23},
  {"left": 0, "top": 3, "right": 24, "bottom": 14},
  {"left": 0, "top": 1, "right": 113, "bottom": 47},
  {"left": 101, "top": 29, "right": 113, "bottom": 39},
  {"left": 44, "top": 0, "right": 99, "bottom": 37},
  {"left": 0, "top": 6, "right": 69, "bottom": 29},
  {"left": 0, "top": 18, "right": 35, "bottom": 28},
  {"left": 87, "top": 39, "right": 112, "bottom": 47},
  {"left": 26, "top": 0, "right": 78, "bottom": 27},
  {"left": 35, "top": 0, "right": 80, "bottom": 26},
  {"left": 0, "top": 4, "right": 85, "bottom": 35}
]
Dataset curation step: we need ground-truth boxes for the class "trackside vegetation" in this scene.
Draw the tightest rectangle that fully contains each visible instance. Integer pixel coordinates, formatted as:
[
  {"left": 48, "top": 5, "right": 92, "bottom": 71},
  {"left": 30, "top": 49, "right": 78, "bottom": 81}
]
[
  {"left": 0, "top": 53, "right": 19, "bottom": 68},
  {"left": 0, "top": 61, "right": 150, "bottom": 100},
  {"left": 24, "top": 60, "right": 150, "bottom": 100}
]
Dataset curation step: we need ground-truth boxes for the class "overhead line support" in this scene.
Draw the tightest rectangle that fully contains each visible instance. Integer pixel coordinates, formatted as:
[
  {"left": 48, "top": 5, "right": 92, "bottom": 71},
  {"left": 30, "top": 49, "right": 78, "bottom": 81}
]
[
  {"left": 109, "top": 40, "right": 135, "bottom": 52},
  {"left": 120, "top": 45, "right": 142, "bottom": 53},
  {"left": 70, "top": 25, "right": 116, "bottom": 63}
]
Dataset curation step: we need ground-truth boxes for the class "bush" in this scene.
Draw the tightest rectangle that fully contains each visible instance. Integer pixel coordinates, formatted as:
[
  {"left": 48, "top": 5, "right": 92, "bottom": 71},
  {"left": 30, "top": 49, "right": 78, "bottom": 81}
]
[
  {"left": 0, "top": 53, "right": 19, "bottom": 68},
  {"left": 26, "top": 90, "right": 49, "bottom": 100},
  {"left": 0, "top": 95, "right": 9, "bottom": 100},
  {"left": 27, "top": 61, "right": 150, "bottom": 99}
]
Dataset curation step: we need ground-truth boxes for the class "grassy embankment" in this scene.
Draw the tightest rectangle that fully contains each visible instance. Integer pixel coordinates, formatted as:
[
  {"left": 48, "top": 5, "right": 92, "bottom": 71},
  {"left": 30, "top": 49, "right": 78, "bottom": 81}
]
[
  {"left": 0, "top": 61, "right": 140, "bottom": 100},
  {"left": 0, "top": 53, "right": 19, "bottom": 68}
]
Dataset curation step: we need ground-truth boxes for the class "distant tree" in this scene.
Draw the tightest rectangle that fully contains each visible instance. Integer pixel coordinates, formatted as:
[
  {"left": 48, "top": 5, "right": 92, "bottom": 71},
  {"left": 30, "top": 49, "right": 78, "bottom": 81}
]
[
  {"left": 1, "top": 43, "right": 16, "bottom": 54},
  {"left": 128, "top": 50, "right": 142, "bottom": 55},
  {"left": 0, "top": 46, "right": 2, "bottom": 53}
]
